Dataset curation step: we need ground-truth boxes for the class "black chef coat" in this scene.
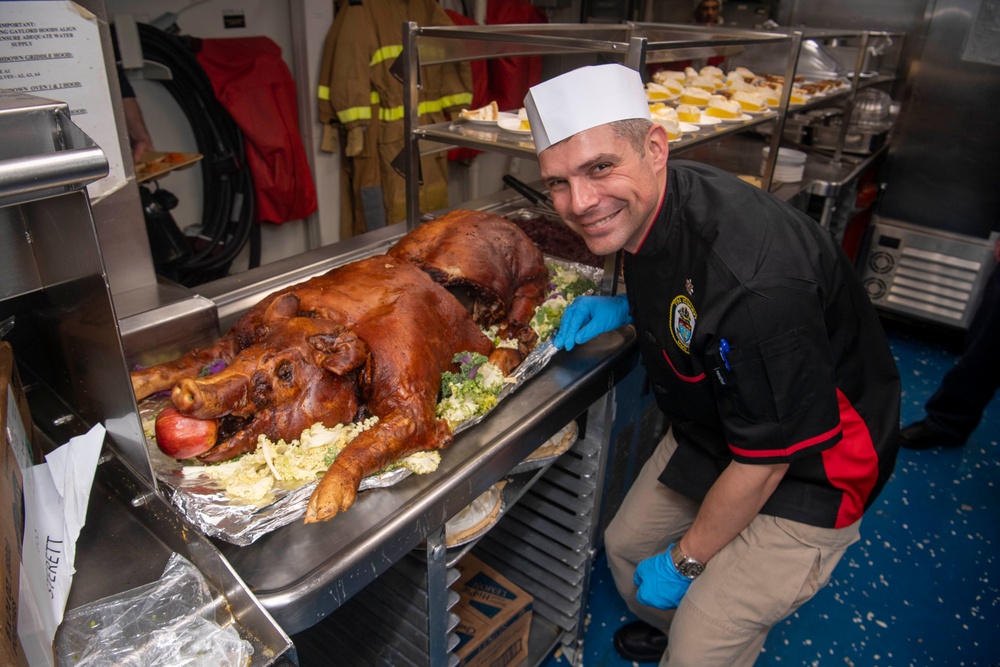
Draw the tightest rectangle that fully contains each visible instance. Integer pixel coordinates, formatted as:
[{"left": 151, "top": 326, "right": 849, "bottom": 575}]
[{"left": 624, "top": 160, "right": 900, "bottom": 529}]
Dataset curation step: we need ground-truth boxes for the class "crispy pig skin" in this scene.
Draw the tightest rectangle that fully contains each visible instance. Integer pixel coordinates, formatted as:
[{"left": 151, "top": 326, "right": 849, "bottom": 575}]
[
  {"left": 388, "top": 209, "right": 549, "bottom": 373},
  {"left": 300, "top": 258, "right": 495, "bottom": 521},
  {"left": 129, "top": 210, "right": 550, "bottom": 523}
]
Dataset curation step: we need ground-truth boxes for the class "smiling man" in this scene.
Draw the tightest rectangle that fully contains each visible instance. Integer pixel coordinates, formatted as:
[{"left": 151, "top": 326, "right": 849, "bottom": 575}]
[{"left": 524, "top": 64, "right": 901, "bottom": 666}]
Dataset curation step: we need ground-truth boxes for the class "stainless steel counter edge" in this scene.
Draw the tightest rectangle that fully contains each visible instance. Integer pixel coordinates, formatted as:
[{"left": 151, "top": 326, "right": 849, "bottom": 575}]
[{"left": 216, "top": 327, "right": 639, "bottom": 634}]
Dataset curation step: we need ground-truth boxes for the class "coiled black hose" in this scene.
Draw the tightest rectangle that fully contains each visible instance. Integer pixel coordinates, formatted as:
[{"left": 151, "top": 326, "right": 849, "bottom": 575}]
[{"left": 126, "top": 22, "right": 259, "bottom": 285}]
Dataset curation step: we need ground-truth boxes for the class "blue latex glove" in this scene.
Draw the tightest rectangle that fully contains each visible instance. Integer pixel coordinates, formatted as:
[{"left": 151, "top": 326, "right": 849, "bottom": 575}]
[
  {"left": 634, "top": 544, "right": 693, "bottom": 610},
  {"left": 553, "top": 294, "right": 631, "bottom": 351}
]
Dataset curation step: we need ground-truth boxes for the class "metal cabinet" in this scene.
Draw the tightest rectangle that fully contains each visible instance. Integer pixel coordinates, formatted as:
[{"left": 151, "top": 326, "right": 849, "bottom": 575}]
[{"left": 290, "top": 392, "right": 622, "bottom": 666}]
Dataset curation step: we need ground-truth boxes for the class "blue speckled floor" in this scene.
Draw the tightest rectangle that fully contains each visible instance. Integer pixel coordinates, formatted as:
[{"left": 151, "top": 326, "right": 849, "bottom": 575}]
[{"left": 543, "top": 320, "right": 1000, "bottom": 667}]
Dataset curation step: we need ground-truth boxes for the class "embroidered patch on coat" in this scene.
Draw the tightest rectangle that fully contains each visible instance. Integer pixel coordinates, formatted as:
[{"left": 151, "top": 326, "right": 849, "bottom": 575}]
[{"left": 670, "top": 295, "right": 696, "bottom": 354}]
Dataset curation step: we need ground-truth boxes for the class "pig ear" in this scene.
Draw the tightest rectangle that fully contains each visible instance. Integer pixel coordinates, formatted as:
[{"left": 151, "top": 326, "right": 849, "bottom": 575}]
[
  {"left": 263, "top": 293, "right": 300, "bottom": 323},
  {"left": 310, "top": 330, "right": 370, "bottom": 375}
]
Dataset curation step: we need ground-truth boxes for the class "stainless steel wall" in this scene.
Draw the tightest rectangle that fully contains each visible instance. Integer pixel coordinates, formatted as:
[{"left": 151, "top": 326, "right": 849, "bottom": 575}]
[
  {"left": 776, "top": 0, "right": 928, "bottom": 33},
  {"left": 778, "top": 0, "right": 1000, "bottom": 238},
  {"left": 876, "top": 0, "right": 1000, "bottom": 238}
]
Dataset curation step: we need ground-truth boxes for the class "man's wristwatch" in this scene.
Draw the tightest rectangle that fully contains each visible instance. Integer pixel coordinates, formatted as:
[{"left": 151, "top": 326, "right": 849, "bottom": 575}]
[{"left": 670, "top": 543, "right": 705, "bottom": 579}]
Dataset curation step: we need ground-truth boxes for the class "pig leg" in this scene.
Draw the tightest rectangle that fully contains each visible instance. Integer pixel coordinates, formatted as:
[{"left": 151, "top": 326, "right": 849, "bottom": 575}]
[
  {"left": 304, "top": 409, "right": 452, "bottom": 523},
  {"left": 131, "top": 337, "right": 241, "bottom": 401}
]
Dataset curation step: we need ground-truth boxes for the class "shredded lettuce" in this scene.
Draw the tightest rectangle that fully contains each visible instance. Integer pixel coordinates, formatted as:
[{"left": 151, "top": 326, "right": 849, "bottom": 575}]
[
  {"left": 437, "top": 351, "right": 504, "bottom": 428},
  {"left": 183, "top": 417, "right": 380, "bottom": 502}
]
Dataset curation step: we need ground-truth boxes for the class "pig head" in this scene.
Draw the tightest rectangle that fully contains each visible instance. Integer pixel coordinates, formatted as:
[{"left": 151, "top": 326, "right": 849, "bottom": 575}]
[{"left": 171, "top": 311, "right": 364, "bottom": 462}]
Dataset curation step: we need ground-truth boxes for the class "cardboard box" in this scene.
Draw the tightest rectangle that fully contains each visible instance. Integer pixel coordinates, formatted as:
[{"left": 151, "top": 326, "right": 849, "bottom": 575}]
[
  {"left": 1, "top": 343, "right": 31, "bottom": 667},
  {"left": 454, "top": 555, "right": 533, "bottom": 667}
]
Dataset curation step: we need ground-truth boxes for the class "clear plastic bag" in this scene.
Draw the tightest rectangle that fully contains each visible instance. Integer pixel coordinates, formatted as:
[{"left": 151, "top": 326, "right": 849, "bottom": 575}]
[{"left": 55, "top": 553, "right": 253, "bottom": 666}]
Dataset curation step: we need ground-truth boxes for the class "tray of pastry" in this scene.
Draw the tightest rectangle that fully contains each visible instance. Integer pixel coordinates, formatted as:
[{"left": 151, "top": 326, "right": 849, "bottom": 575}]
[
  {"left": 508, "top": 420, "right": 579, "bottom": 475},
  {"left": 136, "top": 151, "right": 203, "bottom": 183},
  {"left": 442, "top": 483, "right": 506, "bottom": 548}
]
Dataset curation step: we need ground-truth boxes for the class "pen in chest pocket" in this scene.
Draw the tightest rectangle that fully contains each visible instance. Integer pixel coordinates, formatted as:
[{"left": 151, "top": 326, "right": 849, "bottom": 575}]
[{"left": 719, "top": 338, "right": 731, "bottom": 371}]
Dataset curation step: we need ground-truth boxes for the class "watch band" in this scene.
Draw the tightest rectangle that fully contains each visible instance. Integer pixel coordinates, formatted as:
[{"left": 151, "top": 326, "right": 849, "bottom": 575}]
[{"left": 671, "top": 542, "right": 705, "bottom": 579}]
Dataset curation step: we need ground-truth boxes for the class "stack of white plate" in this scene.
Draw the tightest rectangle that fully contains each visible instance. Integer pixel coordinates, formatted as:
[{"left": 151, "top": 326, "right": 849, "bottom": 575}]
[{"left": 761, "top": 147, "right": 807, "bottom": 183}]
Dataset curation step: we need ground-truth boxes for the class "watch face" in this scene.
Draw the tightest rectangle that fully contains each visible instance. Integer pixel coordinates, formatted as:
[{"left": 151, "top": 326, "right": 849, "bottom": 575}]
[{"left": 677, "top": 558, "right": 704, "bottom": 578}]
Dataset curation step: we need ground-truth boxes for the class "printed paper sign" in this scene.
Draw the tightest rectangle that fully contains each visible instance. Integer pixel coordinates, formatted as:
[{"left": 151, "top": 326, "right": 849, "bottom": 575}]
[{"left": 0, "top": 1, "right": 126, "bottom": 201}]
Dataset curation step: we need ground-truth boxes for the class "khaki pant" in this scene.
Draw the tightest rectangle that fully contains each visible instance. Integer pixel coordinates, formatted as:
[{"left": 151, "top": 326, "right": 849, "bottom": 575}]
[{"left": 604, "top": 428, "right": 861, "bottom": 667}]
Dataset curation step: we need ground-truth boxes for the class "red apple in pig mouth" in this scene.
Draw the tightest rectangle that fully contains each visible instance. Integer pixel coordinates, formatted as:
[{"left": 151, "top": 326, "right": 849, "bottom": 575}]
[{"left": 155, "top": 407, "right": 218, "bottom": 459}]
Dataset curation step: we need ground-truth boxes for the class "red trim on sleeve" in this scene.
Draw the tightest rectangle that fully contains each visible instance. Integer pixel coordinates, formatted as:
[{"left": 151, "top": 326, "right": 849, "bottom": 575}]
[
  {"left": 662, "top": 349, "right": 705, "bottom": 382},
  {"left": 822, "top": 388, "right": 880, "bottom": 528},
  {"left": 728, "top": 422, "right": 842, "bottom": 459}
]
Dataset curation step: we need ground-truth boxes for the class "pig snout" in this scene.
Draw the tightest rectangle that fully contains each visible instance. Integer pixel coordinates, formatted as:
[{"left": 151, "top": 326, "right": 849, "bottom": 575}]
[{"left": 172, "top": 374, "right": 252, "bottom": 419}]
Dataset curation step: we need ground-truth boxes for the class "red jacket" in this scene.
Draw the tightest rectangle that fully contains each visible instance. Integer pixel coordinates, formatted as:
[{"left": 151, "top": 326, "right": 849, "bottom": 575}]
[{"left": 197, "top": 37, "right": 317, "bottom": 224}]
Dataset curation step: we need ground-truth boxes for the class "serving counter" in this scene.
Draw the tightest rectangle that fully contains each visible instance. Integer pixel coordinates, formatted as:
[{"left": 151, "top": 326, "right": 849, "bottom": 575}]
[{"left": 213, "top": 327, "right": 637, "bottom": 630}]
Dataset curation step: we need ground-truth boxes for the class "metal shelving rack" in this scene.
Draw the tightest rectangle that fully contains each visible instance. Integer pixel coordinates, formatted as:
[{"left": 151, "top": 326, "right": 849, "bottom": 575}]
[
  {"left": 400, "top": 23, "right": 800, "bottom": 225},
  {"left": 400, "top": 24, "right": 905, "bottom": 221},
  {"left": 767, "top": 28, "right": 905, "bottom": 162}
]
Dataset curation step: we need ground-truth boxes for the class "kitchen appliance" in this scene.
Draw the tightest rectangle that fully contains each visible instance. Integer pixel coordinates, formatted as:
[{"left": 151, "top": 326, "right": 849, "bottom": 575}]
[
  {"left": 860, "top": 217, "right": 997, "bottom": 329},
  {"left": 811, "top": 90, "right": 895, "bottom": 155},
  {"left": 785, "top": 94, "right": 895, "bottom": 155},
  {"left": 810, "top": 113, "right": 891, "bottom": 155}
]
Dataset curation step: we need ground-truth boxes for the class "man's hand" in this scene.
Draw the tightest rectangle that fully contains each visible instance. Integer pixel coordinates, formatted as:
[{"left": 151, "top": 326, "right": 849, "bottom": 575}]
[
  {"left": 634, "top": 544, "right": 692, "bottom": 610},
  {"left": 553, "top": 294, "right": 631, "bottom": 351},
  {"left": 122, "top": 97, "right": 154, "bottom": 164}
]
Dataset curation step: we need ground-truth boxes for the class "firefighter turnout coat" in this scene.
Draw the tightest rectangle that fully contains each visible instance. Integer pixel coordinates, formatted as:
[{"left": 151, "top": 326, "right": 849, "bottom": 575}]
[{"left": 318, "top": 0, "right": 472, "bottom": 238}]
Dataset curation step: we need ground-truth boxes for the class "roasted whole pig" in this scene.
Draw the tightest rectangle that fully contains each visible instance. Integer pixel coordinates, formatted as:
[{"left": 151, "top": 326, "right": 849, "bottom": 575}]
[{"left": 130, "top": 210, "right": 548, "bottom": 523}]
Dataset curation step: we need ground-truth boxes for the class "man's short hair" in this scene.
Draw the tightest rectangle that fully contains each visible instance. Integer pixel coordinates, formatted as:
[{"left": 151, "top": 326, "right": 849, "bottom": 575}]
[{"left": 612, "top": 118, "right": 654, "bottom": 156}]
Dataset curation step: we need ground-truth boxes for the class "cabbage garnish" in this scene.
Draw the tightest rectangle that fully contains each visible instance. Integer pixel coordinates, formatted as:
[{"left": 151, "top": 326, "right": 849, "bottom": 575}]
[
  {"left": 437, "top": 352, "right": 505, "bottom": 429},
  {"left": 531, "top": 264, "right": 596, "bottom": 340}
]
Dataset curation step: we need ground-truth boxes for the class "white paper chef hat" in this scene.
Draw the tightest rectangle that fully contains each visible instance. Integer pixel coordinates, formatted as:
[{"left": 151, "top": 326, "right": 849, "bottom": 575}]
[{"left": 524, "top": 64, "right": 651, "bottom": 153}]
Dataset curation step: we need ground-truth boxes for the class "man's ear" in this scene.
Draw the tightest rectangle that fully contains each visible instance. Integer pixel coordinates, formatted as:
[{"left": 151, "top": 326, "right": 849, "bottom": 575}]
[{"left": 646, "top": 123, "right": 670, "bottom": 169}]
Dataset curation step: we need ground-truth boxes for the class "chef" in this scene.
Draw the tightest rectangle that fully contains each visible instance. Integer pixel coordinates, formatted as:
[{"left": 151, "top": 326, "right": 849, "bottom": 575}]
[{"left": 524, "top": 64, "right": 901, "bottom": 665}]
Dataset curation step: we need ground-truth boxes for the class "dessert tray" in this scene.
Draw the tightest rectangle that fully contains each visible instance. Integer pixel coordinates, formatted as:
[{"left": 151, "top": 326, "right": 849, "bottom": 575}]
[{"left": 465, "top": 111, "right": 518, "bottom": 126}]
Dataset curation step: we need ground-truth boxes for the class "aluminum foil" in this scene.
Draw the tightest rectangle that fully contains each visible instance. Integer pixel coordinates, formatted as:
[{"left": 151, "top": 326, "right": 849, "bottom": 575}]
[{"left": 140, "top": 259, "right": 602, "bottom": 546}]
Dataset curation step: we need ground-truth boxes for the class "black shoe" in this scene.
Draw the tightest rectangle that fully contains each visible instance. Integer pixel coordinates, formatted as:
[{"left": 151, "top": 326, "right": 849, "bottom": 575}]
[
  {"left": 899, "top": 421, "right": 964, "bottom": 450},
  {"left": 613, "top": 619, "right": 668, "bottom": 663}
]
